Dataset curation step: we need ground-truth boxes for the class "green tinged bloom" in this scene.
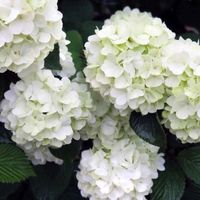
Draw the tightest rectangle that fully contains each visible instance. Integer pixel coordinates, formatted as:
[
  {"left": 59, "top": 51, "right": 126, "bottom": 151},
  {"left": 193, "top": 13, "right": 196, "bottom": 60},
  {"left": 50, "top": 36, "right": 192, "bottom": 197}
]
[
  {"left": 0, "top": 69, "right": 93, "bottom": 164},
  {"left": 0, "top": 0, "right": 75, "bottom": 76},
  {"left": 84, "top": 7, "right": 175, "bottom": 115},
  {"left": 78, "top": 91, "right": 165, "bottom": 200},
  {"left": 162, "top": 38, "right": 200, "bottom": 143},
  {"left": 80, "top": 92, "right": 129, "bottom": 149}
]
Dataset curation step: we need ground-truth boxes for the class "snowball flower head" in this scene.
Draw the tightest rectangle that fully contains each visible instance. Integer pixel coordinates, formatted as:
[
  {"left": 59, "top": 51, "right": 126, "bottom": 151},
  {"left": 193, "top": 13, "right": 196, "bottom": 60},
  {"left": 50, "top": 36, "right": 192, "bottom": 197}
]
[
  {"left": 84, "top": 7, "right": 175, "bottom": 115},
  {"left": 162, "top": 38, "right": 200, "bottom": 143},
  {"left": 0, "top": 68, "right": 93, "bottom": 164},
  {"left": 0, "top": 0, "right": 75, "bottom": 76},
  {"left": 77, "top": 133, "right": 165, "bottom": 200}
]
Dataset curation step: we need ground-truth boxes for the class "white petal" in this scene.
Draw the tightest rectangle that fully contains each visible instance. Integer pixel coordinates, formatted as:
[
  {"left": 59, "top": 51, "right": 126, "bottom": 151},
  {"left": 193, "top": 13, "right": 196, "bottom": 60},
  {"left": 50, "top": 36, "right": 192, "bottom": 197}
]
[
  {"left": 165, "top": 76, "right": 180, "bottom": 87},
  {"left": 101, "top": 59, "right": 123, "bottom": 78}
]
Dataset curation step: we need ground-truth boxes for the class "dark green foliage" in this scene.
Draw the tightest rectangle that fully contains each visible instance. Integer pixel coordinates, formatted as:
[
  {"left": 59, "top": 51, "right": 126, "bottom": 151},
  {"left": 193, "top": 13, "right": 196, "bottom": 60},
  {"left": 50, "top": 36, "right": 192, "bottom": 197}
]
[
  {"left": 181, "top": 32, "right": 200, "bottom": 42},
  {"left": 67, "top": 31, "right": 85, "bottom": 72},
  {"left": 59, "top": 163, "right": 84, "bottom": 200},
  {"left": 29, "top": 162, "right": 73, "bottom": 200},
  {"left": 130, "top": 112, "right": 166, "bottom": 151},
  {"left": 182, "top": 181, "right": 200, "bottom": 200},
  {"left": 60, "top": 0, "right": 94, "bottom": 31},
  {"left": 0, "top": 144, "right": 35, "bottom": 183},
  {"left": 51, "top": 140, "right": 82, "bottom": 163},
  {"left": 151, "top": 160, "right": 185, "bottom": 200},
  {"left": 79, "top": 20, "right": 103, "bottom": 43},
  {"left": 0, "top": 183, "right": 20, "bottom": 200},
  {"left": 177, "top": 147, "right": 200, "bottom": 185},
  {"left": 45, "top": 44, "right": 62, "bottom": 71}
]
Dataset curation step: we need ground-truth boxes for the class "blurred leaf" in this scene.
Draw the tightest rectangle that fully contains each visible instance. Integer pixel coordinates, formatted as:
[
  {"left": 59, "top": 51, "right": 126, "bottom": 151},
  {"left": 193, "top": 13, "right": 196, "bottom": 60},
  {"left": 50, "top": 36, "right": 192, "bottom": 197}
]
[
  {"left": 67, "top": 31, "right": 83, "bottom": 53},
  {"left": 30, "top": 162, "right": 73, "bottom": 200},
  {"left": 79, "top": 20, "right": 103, "bottom": 43},
  {"left": 151, "top": 160, "right": 185, "bottom": 200},
  {"left": 177, "top": 146, "right": 200, "bottom": 185},
  {"left": 0, "top": 144, "right": 35, "bottom": 183},
  {"left": 59, "top": 162, "right": 84, "bottom": 200},
  {"left": 51, "top": 140, "right": 81, "bottom": 162},
  {"left": 182, "top": 181, "right": 200, "bottom": 200},
  {"left": 166, "top": 131, "right": 184, "bottom": 150},
  {"left": 176, "top": 0, "right": 200, "bottom": 31},
  {"left": 59, "top": 187, "right": 84, "bottom": 200},
  {"left": 159, "top": 0, "right": 176, "bottom": 12},
  {"left": 0, "top": 183, "right": 20, "bottom": 200},
  {"left": 45, "top": 44, "right": 62, "bottom": 71},
  {"left": 8, "top": 184, "right": 36, "bottom": 200},
  {"left": 0, "top": 77, "right": 5, "bottom": 101},
  {"left": 181, "top": 32, "right": 200, "bottom": 42},
  {"left": 0, "top": 72, "right": 18, "bottom": 101},
  {"left": 0, "top": 123, "right": 12, "bottom": 144},
  {"left": 129, "top": 112, "right": 166, "bottom": 151},
  {"left": 61, "top": 0, "right": 94, "bottom": 30},
  {"left": 67, "top": 30, "right": 85, "bottom": 71}
]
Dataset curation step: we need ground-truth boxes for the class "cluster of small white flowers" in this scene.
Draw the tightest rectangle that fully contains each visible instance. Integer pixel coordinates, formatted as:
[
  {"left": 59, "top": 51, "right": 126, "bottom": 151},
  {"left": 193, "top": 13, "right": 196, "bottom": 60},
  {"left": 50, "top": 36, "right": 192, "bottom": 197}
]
[
  {"left": 84, "top": 7, "right": 175, "bottom": 115},
  {"left": 81, "top": 92, "right": 130, "bottom": 149},
  {"left": 162, "top": 38, "right": 200, "bottom": 143},
  {"left": 0, "top": 68, "right": 93, "bottom": 164},
  {"left": 77, "top": 133, "right": 165, "bottom": 200},
  {"left": 78, "top": 90, "right": 165, "bottom": 199},
  {"left": 0, "top": 0, "right": 75, "bottom": 76},
  {"left": 20, "top": 142, "right": 63, "bottom": 165},
  {"left": 0, "top": 4, "right": 169, "bottom": 199}
]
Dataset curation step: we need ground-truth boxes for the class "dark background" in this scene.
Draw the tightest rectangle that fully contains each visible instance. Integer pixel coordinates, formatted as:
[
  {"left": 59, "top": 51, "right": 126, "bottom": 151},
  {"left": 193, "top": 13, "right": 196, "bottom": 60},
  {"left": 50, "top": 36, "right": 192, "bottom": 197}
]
[{"left": 58, "top": 0, "right": 200, "bottom": 38}]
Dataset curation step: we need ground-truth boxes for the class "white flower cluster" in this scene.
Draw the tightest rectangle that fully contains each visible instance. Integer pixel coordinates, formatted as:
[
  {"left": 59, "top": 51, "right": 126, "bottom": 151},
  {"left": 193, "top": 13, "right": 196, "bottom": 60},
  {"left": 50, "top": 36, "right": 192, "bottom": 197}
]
[
  {"left": 0, "top": 69, "right": 93, "bottom": 164},
  {"left": 20, "top": 142, "right": 63, "bottom": 165},
  {"left": 0, "top": 4, "right": 168, "bottom": 199},
  {"left": 0, "top": 0, "right": 75, "bottom": 76},
  {"left": 77, "top": 134, "right": 165, "bottom": 200},
  {"left": 81, "top": 92, "right": 130, "bottom": 149},
  {"left": 162, "top": 38, "right": 200, "bottom": 143},
  {"left": 78, "top": 92, "right": 165, "bottom": 200},
  {"left": 84, "top": 7, "right": 175, "bottom": 115}
]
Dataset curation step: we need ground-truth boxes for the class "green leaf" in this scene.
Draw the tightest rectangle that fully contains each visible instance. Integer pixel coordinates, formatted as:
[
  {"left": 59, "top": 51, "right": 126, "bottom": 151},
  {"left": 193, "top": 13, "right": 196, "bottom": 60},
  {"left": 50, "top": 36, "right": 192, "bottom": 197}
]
[
  {"left": 51, "top": 140, "right": 81, "bottom": 162},
  {"left": 30, "top": 162, "right": 73, "bottom": 200},
  {"left": 0, "top": 183, "right": 20, "bottom": 200},
  {"left": 45, "top": 44, "right": 62, "bottom": 71},
  {"left": 0, "top": 144, "right": 35, "bottom": 183},
  {"left": 182, "top": 181, "right": 200, "bottom": 200},
  {"left": 129, "top": 112, "right": 166, "bottom": 151},
  {"left": 67, "top": 30, "right": 85, "bottom": 71},
  {"left": 151, "top": 160, "right": 185, "bottom": 200},
  {"left": 177, "top": 146, "right": 200, "bottom": 185}
]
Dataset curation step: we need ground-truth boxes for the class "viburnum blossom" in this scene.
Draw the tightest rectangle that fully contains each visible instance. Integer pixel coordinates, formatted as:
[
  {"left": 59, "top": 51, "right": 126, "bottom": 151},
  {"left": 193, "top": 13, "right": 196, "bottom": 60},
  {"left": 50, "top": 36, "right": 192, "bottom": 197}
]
[
  {"left": 162, "top": 38, "right": 200, "bottom": 143},
  {"left": 84, "top": 7, "right": 175, "bottom": 115},
  {"left": 0, "top": 0, "right": 75, "bottom": 76},
  {"left": 77, "top": 134, "right": 165, "bottom": 200},
  {"left": 0, "top": 69, "right": 93, "bottom": 164}
]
